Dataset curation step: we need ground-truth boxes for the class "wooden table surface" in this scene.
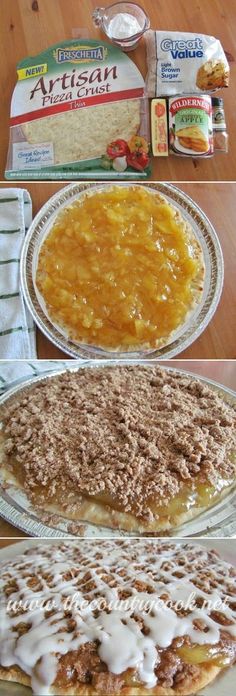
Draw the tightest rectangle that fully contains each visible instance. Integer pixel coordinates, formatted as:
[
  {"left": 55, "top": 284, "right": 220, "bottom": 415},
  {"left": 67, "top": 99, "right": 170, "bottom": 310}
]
[
  {"left": 0, "top": 358, "right": 235, "bottom": 537},
  {"left": 0, "top": 0, "right": 236, "bottom": 181},
  {"left": 0, "top": 180, "right": 235, "bottom": 359}
]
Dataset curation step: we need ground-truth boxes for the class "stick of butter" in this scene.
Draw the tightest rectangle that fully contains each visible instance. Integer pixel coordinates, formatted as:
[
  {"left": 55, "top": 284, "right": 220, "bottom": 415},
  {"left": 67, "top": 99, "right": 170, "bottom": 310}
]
[{"left": 151, "top": 99, "right": 168, "bottom": 156}]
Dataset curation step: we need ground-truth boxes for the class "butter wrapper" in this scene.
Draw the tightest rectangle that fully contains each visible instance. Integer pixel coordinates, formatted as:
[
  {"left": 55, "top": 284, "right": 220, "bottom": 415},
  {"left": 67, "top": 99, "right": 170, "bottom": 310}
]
[{"left": 151, "top": 99, "right": 168, "bottom": 156}]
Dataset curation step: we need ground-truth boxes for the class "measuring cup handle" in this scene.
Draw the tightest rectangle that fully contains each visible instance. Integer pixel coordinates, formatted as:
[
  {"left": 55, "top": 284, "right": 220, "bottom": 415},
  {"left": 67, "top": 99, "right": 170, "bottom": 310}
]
[{"left": 92, "top": 7, "right": 105, "bottom": 27}]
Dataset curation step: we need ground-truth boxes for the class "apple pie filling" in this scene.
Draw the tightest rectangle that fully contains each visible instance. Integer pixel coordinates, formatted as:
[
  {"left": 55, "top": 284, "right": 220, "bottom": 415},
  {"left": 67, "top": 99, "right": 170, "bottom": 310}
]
[
  {"left": 35, "top": 186, "right": 205, "bottom": 350},
  {"left": 1, "top": 366, "right": 235, "bottom": 532}
]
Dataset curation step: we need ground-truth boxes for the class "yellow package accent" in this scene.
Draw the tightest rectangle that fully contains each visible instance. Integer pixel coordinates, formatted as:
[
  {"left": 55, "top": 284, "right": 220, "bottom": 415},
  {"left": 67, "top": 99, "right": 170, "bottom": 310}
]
[{"left": 17, "top": 63, "right": 48, "bottom": 80}]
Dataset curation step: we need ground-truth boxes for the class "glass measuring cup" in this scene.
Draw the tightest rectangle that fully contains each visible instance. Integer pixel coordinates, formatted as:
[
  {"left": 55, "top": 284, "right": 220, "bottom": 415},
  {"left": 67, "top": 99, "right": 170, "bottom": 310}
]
[{"left": 93, "top": 2, "right": 150, "bottom": 52}]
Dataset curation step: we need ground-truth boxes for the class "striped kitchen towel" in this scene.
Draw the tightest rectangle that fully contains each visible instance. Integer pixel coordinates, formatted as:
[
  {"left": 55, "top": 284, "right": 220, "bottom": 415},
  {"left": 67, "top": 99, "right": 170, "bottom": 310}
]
[
  {"left": 0, "top": 360, "right": 84, "bottom": 395},
  {"left": 0, "top": 188, "right": 37, "bottom": 358}
]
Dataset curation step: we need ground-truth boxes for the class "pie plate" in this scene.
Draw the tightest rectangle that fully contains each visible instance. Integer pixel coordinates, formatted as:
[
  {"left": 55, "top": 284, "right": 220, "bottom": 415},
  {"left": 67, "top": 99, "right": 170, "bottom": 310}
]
[
  {"left": 0, "top": 361, "right": 235, "bottom": 539},
  {"left": 20, "top": 182, "right": 224, "bottom": 359}
]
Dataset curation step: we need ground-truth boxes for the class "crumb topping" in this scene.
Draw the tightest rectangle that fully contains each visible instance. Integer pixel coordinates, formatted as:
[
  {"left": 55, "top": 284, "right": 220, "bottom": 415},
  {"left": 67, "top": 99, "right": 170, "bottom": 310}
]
[{"left": 2, "top": 366, "right": 236, "bottom": 520}]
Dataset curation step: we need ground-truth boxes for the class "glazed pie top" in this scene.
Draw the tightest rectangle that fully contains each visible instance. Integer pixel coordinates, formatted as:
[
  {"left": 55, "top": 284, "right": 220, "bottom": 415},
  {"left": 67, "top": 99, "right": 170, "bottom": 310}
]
[
  {"left": 1, "top": 366, "right": 236, "bottom": 533},
  {"left": 0, "top": 541, "right": 236, "bottom": 696},
  {"left": 35, "top": 185, "right": 205, "bottom": 351}
]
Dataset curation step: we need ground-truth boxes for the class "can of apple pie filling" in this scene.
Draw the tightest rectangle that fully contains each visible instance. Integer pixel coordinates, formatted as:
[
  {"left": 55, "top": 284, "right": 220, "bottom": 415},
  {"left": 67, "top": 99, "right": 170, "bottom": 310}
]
[{"left": 168, "top": 95, "right": 214, "bottom": 157}]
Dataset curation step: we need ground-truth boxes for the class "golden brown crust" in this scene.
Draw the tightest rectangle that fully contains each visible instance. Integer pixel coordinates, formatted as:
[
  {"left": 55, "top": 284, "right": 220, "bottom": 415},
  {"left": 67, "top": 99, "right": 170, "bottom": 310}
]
[
  {"left": 196, "top": 60, "right": 229, "bottom": 90},
  {"left": 20, "top": 479, "right": 235, "bottom": 533},
  {"left": 176, "top": 127, "right": 209, "bottom": 154},
  {"left": 0, "top": 663, "right": 225, "bottom": 695},
  {"left": 0, "top": 459, "right": 234, "bottom": 533}
]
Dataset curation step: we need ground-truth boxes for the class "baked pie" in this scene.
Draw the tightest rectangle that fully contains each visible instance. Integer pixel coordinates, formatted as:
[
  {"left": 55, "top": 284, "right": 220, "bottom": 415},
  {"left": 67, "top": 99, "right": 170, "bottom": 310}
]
[
  {"left": 196, "top": 59, "right": 229, "bottom": 90},
  {"left": 35, "top": 185, "right": 205, "bottom": 352},
  {"left": 0, "top": 540, "right": 235, "bottom": 695},
  {"left": 0, "top": 366, "right": 235, "bottom": 533},
  {"left": 176, "top": 126, "right": 209, "bottom": 153}
]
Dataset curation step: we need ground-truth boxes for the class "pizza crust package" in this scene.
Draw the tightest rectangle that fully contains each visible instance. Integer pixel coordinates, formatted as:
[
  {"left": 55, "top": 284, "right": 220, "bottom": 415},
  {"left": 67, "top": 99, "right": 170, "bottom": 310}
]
[
  {"left": 5, "top": 40, "right": 151, "bottom": 180},
  {"left": 146, "top": 30, "right": 229, "bottom": 97}
]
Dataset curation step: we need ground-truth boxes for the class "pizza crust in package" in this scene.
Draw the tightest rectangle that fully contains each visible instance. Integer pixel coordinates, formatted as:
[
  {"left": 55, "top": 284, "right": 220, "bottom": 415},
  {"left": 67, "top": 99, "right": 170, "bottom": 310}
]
[
  {"left": 146, "top": 30, "right": 229, "bottom": 97},
  {"left": 22, "top": 100, "right": 140, "bottom": 165},
  {"left": 5, "top": 39, "right": 150, "bottom": 180}
]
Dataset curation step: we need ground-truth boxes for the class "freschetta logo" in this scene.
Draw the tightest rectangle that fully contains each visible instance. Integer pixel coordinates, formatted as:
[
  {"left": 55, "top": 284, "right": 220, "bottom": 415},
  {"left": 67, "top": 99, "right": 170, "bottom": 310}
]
[{"left": 53, "top": 45, "right": 108, "bottom": 64}]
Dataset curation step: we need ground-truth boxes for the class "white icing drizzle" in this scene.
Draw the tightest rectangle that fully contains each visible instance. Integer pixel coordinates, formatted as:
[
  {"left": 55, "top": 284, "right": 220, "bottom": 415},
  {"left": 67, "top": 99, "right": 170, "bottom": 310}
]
[{"left": 0, "top": 541, "right": 235, "bottom": 695}]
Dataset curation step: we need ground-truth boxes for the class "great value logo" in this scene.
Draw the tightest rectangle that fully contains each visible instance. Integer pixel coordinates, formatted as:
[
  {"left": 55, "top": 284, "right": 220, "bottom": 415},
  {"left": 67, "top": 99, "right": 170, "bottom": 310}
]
[
  {"left": 53, "top": 46, "right": 107, "bottom": 64},
  {"left": 160, "top": 38, "right": 204, "bottom": 59}
]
